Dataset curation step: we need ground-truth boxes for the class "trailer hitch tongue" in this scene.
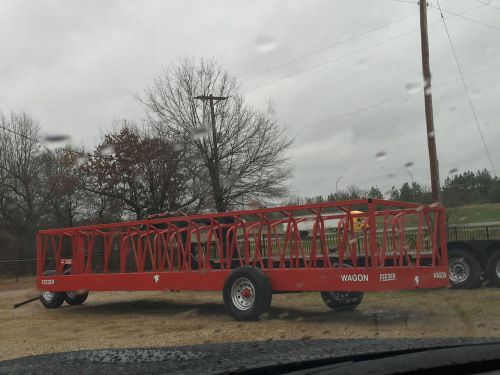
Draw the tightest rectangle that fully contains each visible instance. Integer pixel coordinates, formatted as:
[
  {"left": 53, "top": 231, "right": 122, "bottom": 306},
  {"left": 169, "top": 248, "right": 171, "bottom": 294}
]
[{"left": 13, "top": 295, "right": 40, "bottom": 309}]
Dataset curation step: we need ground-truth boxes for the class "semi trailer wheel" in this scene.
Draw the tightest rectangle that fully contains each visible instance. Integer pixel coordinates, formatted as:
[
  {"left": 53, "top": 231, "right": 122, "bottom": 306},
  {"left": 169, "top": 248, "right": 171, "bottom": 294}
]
[
  {"left": 223, "top": 266, "right": 272, "bottom": 321},
  {"left": 39, "top": 270, "right": 65, "bottom": 309},
  {"left": 320, "top": 291, "right": 364, "bottom": 312},
  {"left": 64, "top": 291, "right": 89, "bottom": 305},
  {"left": 486, "top": 250, "right": 500, "bottom": 287},
  {"left": 448, "top": 249, "right": 481, "bottom": 289}
]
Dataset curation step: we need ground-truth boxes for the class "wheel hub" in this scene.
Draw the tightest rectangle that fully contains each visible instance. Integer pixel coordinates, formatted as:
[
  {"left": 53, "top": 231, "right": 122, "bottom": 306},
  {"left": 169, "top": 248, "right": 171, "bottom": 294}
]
[
  {"left": 42, "top": 291, "right": 54, "bottom": 300},
  {"left": 449, "top": 258, "right": 470, "bottom": 283},
  {"left": 231, "top": 278, "right": 255, "bottom": 311}
]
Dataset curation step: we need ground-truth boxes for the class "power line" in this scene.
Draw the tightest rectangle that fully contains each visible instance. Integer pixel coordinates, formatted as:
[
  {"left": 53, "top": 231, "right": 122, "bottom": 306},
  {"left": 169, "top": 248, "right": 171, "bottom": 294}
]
[
  {"left": 436, "top": 0, "right": 497, "bottom": 177},
  {"left": 0, "top": 125, "right": 89, "bottom": 158},
  {"left": 429, "top": 3, "right": 500, "bottom": 32},
  {"left": 474, "top": 0, "right": 500, "bottom": 12},
  {"left": 291, "top": 62, "right": 500, "bottom": 133},
  {"left": 243, "top": 3, "right": 484, "bottom": 94},
  {"left": 241, "top": 11, "right": 419, "bottom": 83}
]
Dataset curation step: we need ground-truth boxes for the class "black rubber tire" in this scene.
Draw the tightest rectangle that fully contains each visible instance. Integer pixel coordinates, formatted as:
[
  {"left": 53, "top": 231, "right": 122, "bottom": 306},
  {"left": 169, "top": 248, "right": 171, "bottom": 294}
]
[
  {"left": 320, "top": 291, "right": 364, "bottom": 312},
  {"left": 64, "top": 291, "right": 89, "bottom": 305},
  {"left": 39, "top": 270, "right": 65, "bottom": 309},
  {"left": 448, "top": 249, "right": 482, "bottom": 289},
  {"left": 223, "top": 266, "right": 272, "bottom": 321},
  {"left": 486, "top": 250, "right": 500, "bottom": 287}
]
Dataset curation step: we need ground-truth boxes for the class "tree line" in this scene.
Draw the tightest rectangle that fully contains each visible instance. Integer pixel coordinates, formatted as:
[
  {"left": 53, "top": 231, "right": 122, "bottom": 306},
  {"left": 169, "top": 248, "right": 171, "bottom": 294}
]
[
  {"left": 0, "top": 58, "right": 293, "bottom": 260},
  {"left": 285, "top": 169, "right": 500, "bottom": 208}
]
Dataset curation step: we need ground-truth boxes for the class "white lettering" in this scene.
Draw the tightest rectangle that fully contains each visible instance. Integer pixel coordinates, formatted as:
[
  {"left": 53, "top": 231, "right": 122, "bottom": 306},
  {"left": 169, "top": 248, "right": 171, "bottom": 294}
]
[
  {"left": 41, "top": 279, "right": 54, "bottom": 285},
  {"left": 433, "top": 272, "right": 447, "bottom": 279},
  {"left": 340, "top": 274, "right": 369, "bottom": 282},
  {"left": 379, "top": 273, "right": 396, "bottom": 282}
]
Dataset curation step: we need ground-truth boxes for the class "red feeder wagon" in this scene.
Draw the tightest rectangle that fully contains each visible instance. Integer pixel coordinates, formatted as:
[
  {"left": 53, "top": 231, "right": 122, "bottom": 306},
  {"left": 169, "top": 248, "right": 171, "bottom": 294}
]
[{"left": 36, "top": 199, "right": 448, "bottom": 320}]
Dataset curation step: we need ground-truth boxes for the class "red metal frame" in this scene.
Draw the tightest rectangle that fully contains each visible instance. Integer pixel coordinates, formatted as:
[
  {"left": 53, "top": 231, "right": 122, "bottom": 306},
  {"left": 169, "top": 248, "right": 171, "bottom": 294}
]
[{"left": 36, "top": 199, "right": 449, "bottom": 292}]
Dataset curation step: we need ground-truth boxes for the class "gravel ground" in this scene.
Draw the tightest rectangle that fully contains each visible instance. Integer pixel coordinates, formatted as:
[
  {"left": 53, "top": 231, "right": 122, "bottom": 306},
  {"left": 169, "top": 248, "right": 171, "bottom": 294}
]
[{"left": 1, "top": 277, "right": 499, "bottom": 361}]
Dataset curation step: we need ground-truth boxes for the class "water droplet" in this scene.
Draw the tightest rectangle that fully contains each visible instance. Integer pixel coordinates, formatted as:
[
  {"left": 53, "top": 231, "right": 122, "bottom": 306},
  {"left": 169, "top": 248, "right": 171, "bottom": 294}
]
[
  {"left": 405, "top": 82, "right": 422, "bottom": 94},
  {"left": 247, "top": 200, "right": 264, "bottom": 209},
  {"left": 296, "top": 282, "right": 304, "bottom": 288},
  {"left": 449, "top": 168, "right": 458, "bottom": 174},
  {"left": 192, "top": 126, "right": 209, "bottom": 141},
  {"left": 5, "top": 201, "right": 17, "bottom": 211},
  {"left": 254, "top": 36, "right": 277, "bottom": 53},
  {"left": 424, "top": 79, "right": 431, "bottom": 95},
  {"left": 76, "top": 155, "right": 89, "bottom": 166},
  {"left": 44, "top": 134, "right": 71, "bottom": 143},
  {"left": 470, "top": 89, "right": 482, "bottom": 99},
  {"left": 173, "top": 143, "right": 183, "bottom": 152},
  {"left": 375, "top": 151, "right": 387, "bottom": 161},
  {"left": 404, "top": 162, "right": 414, "bottom": 168},
  {"left": 449, "top": 106, "right": 456, "bottom": 112},
  {"left": 459, "top": 216, "right": 467, "bottom": 222},
  {"left": 428, "top": 131, "right": 435, "bottom": 138},
  {"left": 356, "top": 58, "right": 369, "bottom": 71},
  {"left": 222, "top": 174, "right": 238, "bottom": 188},
  {"left": 387, "top": 173, "right": 395, "bottom": 178},
  {"left": 134, "top": 172, "right": 145, "bottom": 183},
  {"left": 100, "top": 144, "right": 115, "bottom": 156},
  {"left": 348, "top": 239, "right": 357, "bottom": 245},
  {"left": 429, "top": 202, "right": 440, "bottom": 207}
]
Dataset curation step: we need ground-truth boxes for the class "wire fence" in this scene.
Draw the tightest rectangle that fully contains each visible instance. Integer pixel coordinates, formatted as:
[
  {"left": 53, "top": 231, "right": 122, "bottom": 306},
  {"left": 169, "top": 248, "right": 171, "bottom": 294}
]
[{"left": 1, "top": 224, "right": 499, "bottom": 279}]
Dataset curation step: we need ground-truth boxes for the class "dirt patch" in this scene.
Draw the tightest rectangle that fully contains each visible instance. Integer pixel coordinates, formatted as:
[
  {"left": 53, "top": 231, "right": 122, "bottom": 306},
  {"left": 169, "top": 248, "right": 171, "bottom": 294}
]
[{"left": 1, "top": 278, "right": 499, "bottom": 361}]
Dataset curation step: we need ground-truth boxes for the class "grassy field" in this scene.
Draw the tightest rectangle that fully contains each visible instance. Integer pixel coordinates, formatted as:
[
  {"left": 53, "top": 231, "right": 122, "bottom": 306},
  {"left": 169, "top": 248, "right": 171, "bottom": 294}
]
[
  {"left": 1, "top": 277, "right": 500, "bottom": 361},
  {"left": 446, "top": 204, "right": 500, "bottom": 225}
]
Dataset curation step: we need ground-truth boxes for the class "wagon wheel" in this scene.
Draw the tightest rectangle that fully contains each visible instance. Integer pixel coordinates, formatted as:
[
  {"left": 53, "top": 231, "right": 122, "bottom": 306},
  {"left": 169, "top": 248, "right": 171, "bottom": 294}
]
[
  {"left": 320, "top": 263, "right": 364, "bottom": 312},
  {"left": 320, "top": 291, "right": 364, "bottom": 312},
  {"left": 39, "top": 270, "right": 65, "bottom": 309},
  {"left": 223, "top": 266, "right": 272, "bottom": 320}
]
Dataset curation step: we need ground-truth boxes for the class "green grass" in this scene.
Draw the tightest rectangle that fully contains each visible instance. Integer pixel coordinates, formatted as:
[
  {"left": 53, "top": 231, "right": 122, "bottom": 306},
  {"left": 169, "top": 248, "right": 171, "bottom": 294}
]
[{"left": 446, "top": 204, "right": 500, "bottom": 224}]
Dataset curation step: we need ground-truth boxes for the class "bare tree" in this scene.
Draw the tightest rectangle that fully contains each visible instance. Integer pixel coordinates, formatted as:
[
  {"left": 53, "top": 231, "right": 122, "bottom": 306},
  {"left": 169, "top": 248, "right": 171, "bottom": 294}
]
[
  {"left": 0, "top": 112, "right": 44, "bottom": 227},
  {"left": 40, "top": 149, "right": 88, "bottom": 227},
  {"left": 140, "top": 58, "right": 293, "bottom": 212},
  {"left": 82, "top": 125, "right": 203, "bottom": 219},
  {"left": 0, "top": 111, "right": 44, "bottom": 258}
]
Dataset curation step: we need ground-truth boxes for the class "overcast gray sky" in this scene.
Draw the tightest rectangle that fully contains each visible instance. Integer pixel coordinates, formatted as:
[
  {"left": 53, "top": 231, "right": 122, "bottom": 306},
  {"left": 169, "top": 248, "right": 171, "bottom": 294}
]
[{"left": 1, "top": 0, "right": 499, "bottom": 198}]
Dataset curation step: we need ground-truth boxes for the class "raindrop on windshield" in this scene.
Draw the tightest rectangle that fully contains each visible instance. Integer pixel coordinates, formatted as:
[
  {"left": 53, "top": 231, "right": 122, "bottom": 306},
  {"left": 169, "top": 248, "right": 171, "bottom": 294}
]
[
  {"left": 222, "top": 174, "right": 239, "bottom": 188},
  {"left": 404, "top": 162, "right": 413, "bottom": 168},
  {"left": 449, "top": 106, "right": 456, "bottom": 112},
  {"left": 405, "top": 82, "right": 422, "bottom": 94},
  {"left": 76, "top": 155, "right": 89, "bottom": 166},
  {"left": 375, "top": 151, "right": 387, "bottom": 161},
  {"left": 356, "top": 58, "right": 369, "bottom": 71},
  {"left": 173, "top": 143, "right": 183, "bottom": 152},
  {"left": 254, "top": 36, "right": 277, "bottom": 53},
  {"left": 424, "top": 79, "right": 431, "bottom": 95},
  {"left": 449, "top": 168, "right": 458, "bottom": 174},
  {"left": 100, "top": 144, "right": 115, "bottom": 156},
  {"left": 428, "top": 131, "right": 435, "bottom": 138},
  {"left": 387, "top": 173, "right": 395, "bottom": 178},
  {"left": 44, "top": 134, "right": 71, "bottom": 143},
  {"left": 192, "top": 126, "right": 209, "bottom": 140}
]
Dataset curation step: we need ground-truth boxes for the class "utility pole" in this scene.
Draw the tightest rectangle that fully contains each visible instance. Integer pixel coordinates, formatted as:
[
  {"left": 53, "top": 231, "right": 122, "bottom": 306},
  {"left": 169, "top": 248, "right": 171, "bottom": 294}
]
[
  {"left": 194, "top": 94, "right": 229, "bottom": 211},
  {"left": 419, "top": 1, "right": 441, "bottom": 202},
  {"left": 406, "top": 170, "right": 414, "bottom": 186},
  {"left": 336, "top": 176, "right": 344, "bottom": 194},
  {"left": 406, "top": 170, "right": 415, "bottom": 201}
]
